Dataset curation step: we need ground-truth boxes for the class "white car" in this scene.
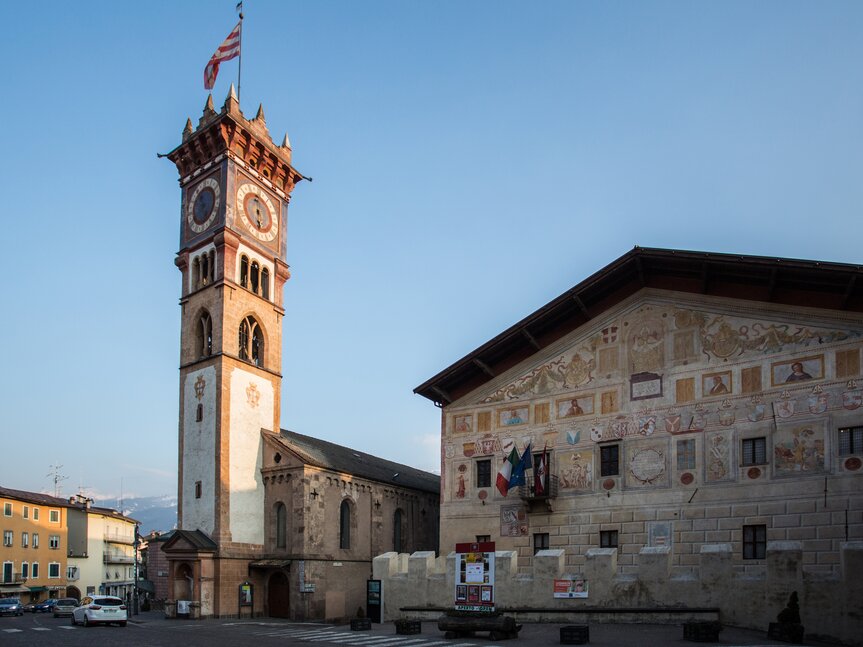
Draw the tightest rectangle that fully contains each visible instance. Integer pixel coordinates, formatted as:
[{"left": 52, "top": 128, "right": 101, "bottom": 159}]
[{"left": 71, "top": 595, "right": 128, "bottom": 627}]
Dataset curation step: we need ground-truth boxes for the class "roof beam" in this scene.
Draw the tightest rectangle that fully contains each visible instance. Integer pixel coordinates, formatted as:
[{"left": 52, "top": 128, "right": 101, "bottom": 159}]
[
  {"left": 700, "top": 262, "right": 710, "bottom": 294},
  {"left": 766, "top": 267, "right": 778, "bottom": 302},
  {"left": 572, "top": 294, "right": 590, "bottom": 317},
  {"left": 431, "top": 386, "right": 452, "bottom": 406},
  {"left": 473, "top": 358, "right": 496, "bottom": 378},
  {"left": 842, "top": 275, "right": 858, "bottom": 310},
  {"left": 521, "top": 328, "right": 541, "bottom": 351}
]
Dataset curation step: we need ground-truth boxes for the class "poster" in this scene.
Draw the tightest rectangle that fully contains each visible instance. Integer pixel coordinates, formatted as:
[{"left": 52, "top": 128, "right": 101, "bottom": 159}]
[
  {"left": 454, "top": 541, "right": 496, "bottom": 612},
  {"left": 553, "top": 578, "right": 588, "bottom": 599}
]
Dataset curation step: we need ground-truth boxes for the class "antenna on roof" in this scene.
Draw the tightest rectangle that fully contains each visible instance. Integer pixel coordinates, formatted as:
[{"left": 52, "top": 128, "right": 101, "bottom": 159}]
[{"left": 47, "top": 464, "right": 68, "bottom": 497}]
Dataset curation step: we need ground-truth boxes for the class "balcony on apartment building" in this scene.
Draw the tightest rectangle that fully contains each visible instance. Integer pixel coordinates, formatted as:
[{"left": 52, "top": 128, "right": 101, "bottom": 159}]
[
  {"left": 103, "top": 553, "right": 135, "bottom": 564},
  {"left": 103, "top": 531, "right": 134, "bottom": 545}
]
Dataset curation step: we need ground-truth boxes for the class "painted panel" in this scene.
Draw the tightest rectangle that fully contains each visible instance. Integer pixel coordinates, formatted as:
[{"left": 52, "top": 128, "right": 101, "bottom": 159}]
[
  {"left": 773, "top": 421, "right": 826, "bottom": 476},
  {"left": 182, "top": 366, "right": 217, "bottom": 534}
]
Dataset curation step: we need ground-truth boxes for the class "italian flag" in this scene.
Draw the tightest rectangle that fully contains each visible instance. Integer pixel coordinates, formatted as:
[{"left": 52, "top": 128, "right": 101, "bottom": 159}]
[{"left": 496, "top": 447, "right": 520, "bottom": 496}]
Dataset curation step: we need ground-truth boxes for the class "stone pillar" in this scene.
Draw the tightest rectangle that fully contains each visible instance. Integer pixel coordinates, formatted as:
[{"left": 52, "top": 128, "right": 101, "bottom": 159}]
[
  {"left": 493, "top": 551, "right": 518, "bottom": 608},
  {"left": 372, "top": 552, "right": 398, "bottom": 580},
  {"left": 532, "top": 549, "right": 565, "bottom": 603},
  {"left": 699, "top": 543, "right": 732, "bottom": 587},
  {"left": 584, "top": 548, "right": 617, "bottom": 599},
  {"left": 766, "top": 541, "right": 803, "bottom": 583}
]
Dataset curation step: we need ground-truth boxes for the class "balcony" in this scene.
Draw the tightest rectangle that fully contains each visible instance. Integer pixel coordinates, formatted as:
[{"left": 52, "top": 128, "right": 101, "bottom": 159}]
[
  {"left": 1, "top": 573, "right": 27, "bottom": 585},
  {"left": 103, "top": 554, "right": 135, "bottom": 564},
  {"left": 518, "top": 475, "right": 559, "bottom": 510},
  {"left": 103, "top": 532, "right": 134, "bottom": 545}
]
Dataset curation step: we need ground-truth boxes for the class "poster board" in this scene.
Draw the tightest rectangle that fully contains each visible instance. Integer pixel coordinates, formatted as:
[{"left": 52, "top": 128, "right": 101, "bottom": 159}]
[{"left": 454, "top": 541, "right": 495, "bottom": 612}]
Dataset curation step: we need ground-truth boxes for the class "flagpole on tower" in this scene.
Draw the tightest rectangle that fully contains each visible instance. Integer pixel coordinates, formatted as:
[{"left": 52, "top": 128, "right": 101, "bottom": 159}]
[{"left": 237, "top": 2, "right": 244, "bottom": 103}]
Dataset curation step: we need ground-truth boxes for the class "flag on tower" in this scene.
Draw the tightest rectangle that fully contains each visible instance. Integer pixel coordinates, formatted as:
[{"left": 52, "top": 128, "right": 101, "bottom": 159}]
[{"left": 204, "top": 21, "right": 242, "bottom": 90}]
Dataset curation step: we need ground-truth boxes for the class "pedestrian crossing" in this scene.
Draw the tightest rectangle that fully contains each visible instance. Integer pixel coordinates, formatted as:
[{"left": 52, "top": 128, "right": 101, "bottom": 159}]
[{"left": 250, "top": 625, "right": 481, "bottom": 647}]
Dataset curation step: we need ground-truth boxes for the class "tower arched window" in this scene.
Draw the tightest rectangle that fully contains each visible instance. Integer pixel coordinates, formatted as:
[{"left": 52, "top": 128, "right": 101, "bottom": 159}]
[
  {"left": 339, "top": 500, "right": 351, "bottom": 549},
  {"left": 393, "top": 509, "right": 403, "bottom": 553},
  {"left": 192, "top": 257, "right": 201, "bottom": 290},
  {"left": 276, "top": 503, "right": 287, "bottom": 549},
  {"left": 208, "top": 250, "right": 216, "bottom": 283},
  {"left": 238, "top": 316, "right": 264, "bottom": 367},
  {"left": 240, "top": 255, "right": 249, "bottom": 289},
  {"left": 196, "top": 312, "right": 212, "bottom": 358},
  {"left": 261, "top": 268, "right": 270, "bottom": 300},
  {"left": 201, "top": 253, "right": 209, "bottom": 286},
  {"left": 251, "top": 261, "right": 260, "bottom": 295}
]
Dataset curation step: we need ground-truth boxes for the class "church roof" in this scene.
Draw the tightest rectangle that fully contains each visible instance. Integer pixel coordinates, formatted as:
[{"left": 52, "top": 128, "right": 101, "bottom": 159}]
[
  {"left": 414, "top": 246, "right": 863, "bottom": 405},
  {"left": 277, "top": 429, "right": 440, "bottom": 494}
]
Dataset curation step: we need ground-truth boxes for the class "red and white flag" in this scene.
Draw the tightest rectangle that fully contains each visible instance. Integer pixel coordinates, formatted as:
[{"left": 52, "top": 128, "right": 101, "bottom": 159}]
[
  {"left": 534, "top": 444, "right": 548, "bottom": 496},
  {"left": 204, "top": 21, "right": 242, "bottom": 90}
]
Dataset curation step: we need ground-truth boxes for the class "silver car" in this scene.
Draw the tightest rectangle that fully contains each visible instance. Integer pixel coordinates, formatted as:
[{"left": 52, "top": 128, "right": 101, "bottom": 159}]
[
  {"left": 53, "top": 597, "right": 78, "bottom": 617},
  {"left": 71, "top": 595, "right": 127, "bottom": 627}
]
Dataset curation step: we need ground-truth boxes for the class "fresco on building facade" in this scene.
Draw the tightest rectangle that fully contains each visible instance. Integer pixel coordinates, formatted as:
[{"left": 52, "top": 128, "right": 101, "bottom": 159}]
[{"left": 773, "top": 423, "right": 826, "bottom": 476}]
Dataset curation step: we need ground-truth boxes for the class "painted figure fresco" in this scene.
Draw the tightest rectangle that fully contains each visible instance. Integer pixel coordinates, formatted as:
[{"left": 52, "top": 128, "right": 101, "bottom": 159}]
[
  {"left": 703, "top": 371, "right": 731, "bottom": 396},
  {"left": 558, "top": 450, "right": 594, "bottom": 490},
  {"left": 771, "top": 355, "right": 825, "bottom": 386},
  {"left": 774, "top": 424, "right": 825, "bottom": 475},
  {"left": 705, "top": 431, "right": 732, "bottom": 482},
  {"left": 557, "top": 395, "right": 593, "bottom": 419}
]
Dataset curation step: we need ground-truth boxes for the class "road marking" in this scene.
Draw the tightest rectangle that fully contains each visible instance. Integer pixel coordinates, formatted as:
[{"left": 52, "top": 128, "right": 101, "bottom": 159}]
[
  {"left": 32, "top": 627, "right": 52, "bottom": 631},
  {"left": 2, "top": 629, "right": 23, "bottom": 633}
]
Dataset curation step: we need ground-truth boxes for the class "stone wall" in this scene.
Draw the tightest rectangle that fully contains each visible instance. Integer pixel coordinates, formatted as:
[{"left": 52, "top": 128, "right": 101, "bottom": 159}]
[{"left": 374, "top": 541, "right": 863, "bottom": 646}]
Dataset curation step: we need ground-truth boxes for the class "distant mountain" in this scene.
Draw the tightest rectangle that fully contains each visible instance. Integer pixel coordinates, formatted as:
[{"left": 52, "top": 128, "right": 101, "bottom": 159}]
[{"left": 93, "top": 495, "right": 177, "bottom": 535}]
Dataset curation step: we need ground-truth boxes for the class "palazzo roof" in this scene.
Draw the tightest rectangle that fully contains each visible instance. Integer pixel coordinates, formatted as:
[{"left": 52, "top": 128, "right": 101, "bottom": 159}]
[{"left": 414, "top": 246, "right": 863, "bottom": 406}]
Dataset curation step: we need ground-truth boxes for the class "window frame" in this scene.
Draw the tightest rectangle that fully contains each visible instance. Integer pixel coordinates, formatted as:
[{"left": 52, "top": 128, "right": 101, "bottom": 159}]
[
  {"left": 48, "top": 562, "right": 61, "bottom": 579},
  {"left": 839, "top": 426, "right": 863, "bottom": 456},
  {"left": 32, "top": 533, "right": 39, "bottom": 548},
  {"left": 31, "top": 562, "right": 39, "bottom": 578},
  {"left": 600, "top": 444, "right": 620, "bottom": 477},
  {"left": 677, "top": 438, "right": 696, "bottom": 470},
  {"left": 49, "top": 509, "right": 60, "bottom": 524},
  {"left": 476, "top": 535, "right": 491, "bottom": 543},
  {"left": 21, "top": 532, "right": 28, "bottom": 548},
  {"left": 600, "top": 529, "right": 619, "bottom": 548},
  {"left": 339, "top": 499, "right": 352, "bottom": 550},
  {"left": 49, "top": 534, "right": 60, "bottom": 549},
  {"left": 533, "top": 532, "right": 550, "bottom": 555},
  {"left": 476, "top": 459, "right": 492, "bottom": 488},
  {"left": 741, "top": 437, "right": 767, "bottom": 466},
  {"left": 743, "top": 524, "right": 767, "bottom": 559},
  {"left": 2, "top": 530, "right": 12, "bottom": 547},
  {"left": 3, "top": 502, "right": 11, "bottom": 517}
]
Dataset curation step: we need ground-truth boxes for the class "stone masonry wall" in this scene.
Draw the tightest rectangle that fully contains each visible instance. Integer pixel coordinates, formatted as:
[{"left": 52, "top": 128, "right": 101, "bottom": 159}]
[{"left": 374, "top": 541, "right": 863, "bottom": 646}]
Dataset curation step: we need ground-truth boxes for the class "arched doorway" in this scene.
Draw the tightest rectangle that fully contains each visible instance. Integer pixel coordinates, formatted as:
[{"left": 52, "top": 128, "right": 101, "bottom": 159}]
[
  {"left": 267, "top": 571, "right": 290, "bottom": 618},
  {"left": 67, "top": 586, "right": 81, "bottom": 601},
  {"left": 175, "top": 563, "right": 194, "bottom": 600}
]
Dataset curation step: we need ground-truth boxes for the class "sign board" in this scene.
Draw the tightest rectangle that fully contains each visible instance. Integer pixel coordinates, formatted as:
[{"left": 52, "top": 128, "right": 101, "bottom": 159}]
[
  {"left": 553, "top": 578, "right": 588, "bottom": 599},
  {"left": 366, "top": 579, "right": 382, "bottom": 623},
  {"left": 239, "top": 582, "right": 253, "bottom": 606},
  {"left": 454, "top": 541, "right": 495, "bottom": 612}
]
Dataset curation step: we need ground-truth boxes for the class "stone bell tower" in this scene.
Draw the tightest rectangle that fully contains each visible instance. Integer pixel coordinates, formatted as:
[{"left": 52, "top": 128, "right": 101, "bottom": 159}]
[{"left": 164, "top": 86, "right": 304, "bottom": 617}]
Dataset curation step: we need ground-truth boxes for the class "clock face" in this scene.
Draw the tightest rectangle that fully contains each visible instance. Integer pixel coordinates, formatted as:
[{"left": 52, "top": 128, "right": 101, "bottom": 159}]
[
  {"left": 186, "top": 178, "right": 221, "bottom": 233},
  {"left": 236, "top": 183, "right": 279, "bottom": 242}
]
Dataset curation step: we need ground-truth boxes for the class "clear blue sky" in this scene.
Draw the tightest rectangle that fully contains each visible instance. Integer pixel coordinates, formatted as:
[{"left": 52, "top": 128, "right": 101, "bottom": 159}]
[{"left": 1, "top": 1, "right": 860, "bottom": 500}]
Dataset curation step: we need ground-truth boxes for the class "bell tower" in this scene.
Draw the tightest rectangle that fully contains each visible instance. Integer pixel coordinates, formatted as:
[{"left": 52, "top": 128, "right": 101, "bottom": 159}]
[{"left": 164, "top": 86, "right": 304, "bottom": 616}]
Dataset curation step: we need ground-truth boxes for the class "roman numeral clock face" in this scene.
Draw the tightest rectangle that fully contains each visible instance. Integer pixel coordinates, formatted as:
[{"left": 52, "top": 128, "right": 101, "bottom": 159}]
[
  {"left": 236, "top": 183, "right": 279, "bottom": 242},
  {"left": 186, "top": 178, "right": 221, "bottom": 233}
]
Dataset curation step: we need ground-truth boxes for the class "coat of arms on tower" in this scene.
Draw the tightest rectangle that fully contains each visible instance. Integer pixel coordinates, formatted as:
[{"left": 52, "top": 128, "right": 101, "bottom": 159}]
[
  {"left": 194, "top": 375, "right": 206, "bottom": 400},
  {"left": 246, "top": 383, "right": 260, "bottom": 408}
]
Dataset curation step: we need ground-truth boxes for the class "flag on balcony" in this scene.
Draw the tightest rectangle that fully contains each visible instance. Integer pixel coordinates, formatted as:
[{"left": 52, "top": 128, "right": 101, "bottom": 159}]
[
  {"left": 508, "top": 443, "right": 532, "bottom": 489},
  {"left": 496, "top": 446, "right": 520, "bottom": 496},
  {"left": 535, "top": 444, "right": 548, "bottom": 495}
]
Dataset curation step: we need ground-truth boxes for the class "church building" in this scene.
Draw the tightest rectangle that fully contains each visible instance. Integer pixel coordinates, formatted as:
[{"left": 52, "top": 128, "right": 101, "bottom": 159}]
[
  {"left": 162, "top": 89, "right": 438, "bottom": 620},
  {"left": 416, "top": 248, "right": 862, "bottom": 580}
]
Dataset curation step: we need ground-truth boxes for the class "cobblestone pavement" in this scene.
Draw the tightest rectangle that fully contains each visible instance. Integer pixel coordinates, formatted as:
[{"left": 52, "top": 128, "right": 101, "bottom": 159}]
[{"left": 0, "top": 611, "right": 838, "bottom": 646}]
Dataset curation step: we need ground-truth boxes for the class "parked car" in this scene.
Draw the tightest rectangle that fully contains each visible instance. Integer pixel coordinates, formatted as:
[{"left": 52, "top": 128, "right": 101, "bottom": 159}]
[
  {"left": 53, "top": 598, "right": 79, "bottom": 618},
  {"left": 0, "top": 598, "right": 24, "bottom": 616},
  {"left": 33, "top": 598, "right": 57, "bottom": 613},
  {"left": 71, "top": 596, "right": 127, "bottom": 627},
  {"left": 21, "top": 602, "right": 36, "bottom": 613}
]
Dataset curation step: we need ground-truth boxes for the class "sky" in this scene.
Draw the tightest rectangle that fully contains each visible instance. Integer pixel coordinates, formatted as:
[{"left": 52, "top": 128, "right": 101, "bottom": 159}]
[{"left": 1, "top": 1, "right": 861, "bottom": 501}]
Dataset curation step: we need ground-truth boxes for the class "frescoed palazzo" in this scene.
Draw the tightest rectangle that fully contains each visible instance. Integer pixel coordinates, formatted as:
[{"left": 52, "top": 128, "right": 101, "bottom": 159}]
[{"left": 417, "top": 248, "right": 863, "bottom": 579}]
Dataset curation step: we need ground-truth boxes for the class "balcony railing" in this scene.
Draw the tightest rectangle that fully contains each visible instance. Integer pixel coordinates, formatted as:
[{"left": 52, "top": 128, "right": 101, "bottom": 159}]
[
  {"left": 103, "top": 532, "right": 134, "bottom": 544},
  {"left": 1, "top": 572, "right": 27, "bottom": 584},
  {"left": 103, "top": 554, "right": 135, "bottom": 564},
  {"left": 517, "top": 474, "right": 559, "bottom": 502}
]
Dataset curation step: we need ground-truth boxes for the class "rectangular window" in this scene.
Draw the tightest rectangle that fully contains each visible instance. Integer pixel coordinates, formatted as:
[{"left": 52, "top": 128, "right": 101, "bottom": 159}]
[
  {"left": 32, "top": 533, "right": 39, "bottom": 548},
  {"left": 49, "top": 509, "right": 60, "bottom": 523},
  {"left": 3, "top": 503, "right": 11, "bottom": 517},
  {"left": 67, "top": 566, "right": 78, "bottom": 580},
  {"left": 600, "top": 530, "right": 619, "bottom": 548},
  {"left": 742, "top": 437, "right": 767, "bottom": 465},
  {"left": 48, "top": 562, "right": 61, "bottom": 579},
  {"left": 533, "top": 533, "right": 550, "bottom": 555},
  {"left": 31, "top": 563, "right": 39, "bottom": 578},
  {"left": 677, "top": 439, "right": 696, "bottom": 470},
  {"left": 743, "top": 524, "right": 766, "bottom": 559},
  {"left": 21, "top": 562, "right": 28, "bottom": 579},
  {"left": 476, "top": 535, "right": 490, "bottom": 543},
  {"left": 839, "top": 427, "right": 863, "bottom": 455},
  {"left": 600, "top": 444, "right": 619, "bottom": 477},
  {"left": 21, "top": 532, "right": 28, "bottom": 548},
  {"left": 33, "top": 508, "right": 39, "bottom": 521},
  {"left": 3, "top": 530, "right": 12, "bottom": 546},
  {"left": 195, "top": 481, "right": 202, "bottom": 499},
  {"left": 49, "top": 535, "right": 60, "bottom": 549},
  {"left": 22, "top": 506, "right": 29, "bottom": 520},
  {"left": 476, "top": 459, "right": 491, "bottom": 488},
  {"left": 2, "top": 562, "right": 11, "bottom": 583}
]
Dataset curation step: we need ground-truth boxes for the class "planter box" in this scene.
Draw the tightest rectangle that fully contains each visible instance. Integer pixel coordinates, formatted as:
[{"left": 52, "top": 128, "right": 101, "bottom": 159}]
[
  {"left": 683, "top": 620, "right": 722, "bottom": 642},
  {"left": 350, "top": 618, "right": 372, "bottom": 631},
  {"left": 395, "top": 620, "right": 422, "bottom": 635},
  {"left": 560, "top": 624, "right": 590, "bottom": 645},
  {"left": 767, "top": 622, "right": 805, "bottom": 644}
]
